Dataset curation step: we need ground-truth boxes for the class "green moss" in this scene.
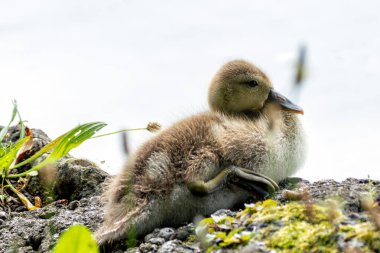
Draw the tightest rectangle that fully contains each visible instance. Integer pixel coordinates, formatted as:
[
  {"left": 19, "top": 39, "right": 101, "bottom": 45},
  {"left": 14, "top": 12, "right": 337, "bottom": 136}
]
[
  {"left": 267, "top": 221, "right": 336, "bottom": 252},
  {"left": 196, "top": 199, "right": 380, "bottom": 253},
  {"left": 186, "top": 234, "right": 198, "bottom": 243}
]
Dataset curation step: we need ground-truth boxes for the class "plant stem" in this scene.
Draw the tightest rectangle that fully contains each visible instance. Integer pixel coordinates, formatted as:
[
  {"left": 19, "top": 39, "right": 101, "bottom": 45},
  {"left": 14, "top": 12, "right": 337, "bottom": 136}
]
[
  {"left": 0, "top": 175, "right": 5, "bottom": 205},
  {"left": 90, "top": 128, "right": 147, "bottom": 139},
  {"left": 5, "top": 178, "right": 36, "bottom": 210}
]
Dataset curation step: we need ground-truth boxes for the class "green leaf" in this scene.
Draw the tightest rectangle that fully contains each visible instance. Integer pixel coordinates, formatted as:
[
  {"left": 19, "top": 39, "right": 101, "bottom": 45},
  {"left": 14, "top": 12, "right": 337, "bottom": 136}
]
[
  {"left": 0, "top": 100, "right": 19, "bottom": 145},
  {"left": 0, "top": 136, "right": 30, "bottom": 175},
  {"left": 9, "top": 132, "right": 68, "bottom": 170},
  {"left": 16, "top": 101, "right": 26, "bottom": 140},
  {"left": 240, "top": 232, "right": 252, "bottom": 242},
  {"left": 227, "top": 227, "right": 244, "bottom": 238},
  {"left": 53, "top": 225, "right": 99, "bottom": 253},
  {"left": 7, "top": 122, "right": 106, "bottom": 178},
  {"left": 219, "top": 236, "right": 240, "bottom": 247},
  {"left": 200, "top": 217, "right": 215, "bottom": 225},
  {"left": 219, "top": 228, "right": 244, "bottom": 247},
  {"left": 215, "top": 231, "right": 227, "bottom": 239},
  {"left": 206, "top": 245, "right": 219, "bottom": 253}
]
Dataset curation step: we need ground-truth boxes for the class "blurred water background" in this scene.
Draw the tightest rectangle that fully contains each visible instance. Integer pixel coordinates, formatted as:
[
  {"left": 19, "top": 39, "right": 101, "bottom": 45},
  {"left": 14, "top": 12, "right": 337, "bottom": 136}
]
[{"left": 1, "top": 0, "right": 379, "bottom": 181}]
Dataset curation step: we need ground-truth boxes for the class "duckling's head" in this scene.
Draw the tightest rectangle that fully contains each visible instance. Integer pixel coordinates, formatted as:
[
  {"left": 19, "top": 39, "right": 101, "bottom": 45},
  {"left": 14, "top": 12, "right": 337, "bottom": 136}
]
[{"left": 208, "top": 60, "right": 303, "bottom": 115}]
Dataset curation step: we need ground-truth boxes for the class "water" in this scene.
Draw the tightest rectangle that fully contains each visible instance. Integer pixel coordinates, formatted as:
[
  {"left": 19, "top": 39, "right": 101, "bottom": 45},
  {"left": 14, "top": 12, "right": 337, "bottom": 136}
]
[{"left": 1, "top": 0, "right": 379, "bottom": 181}]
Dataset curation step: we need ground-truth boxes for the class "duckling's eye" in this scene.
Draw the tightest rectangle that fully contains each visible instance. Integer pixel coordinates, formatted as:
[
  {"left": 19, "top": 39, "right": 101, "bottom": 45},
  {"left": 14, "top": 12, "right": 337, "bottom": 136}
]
[{"left": 246, "top": 80, "right": 259, "bottom": 88}]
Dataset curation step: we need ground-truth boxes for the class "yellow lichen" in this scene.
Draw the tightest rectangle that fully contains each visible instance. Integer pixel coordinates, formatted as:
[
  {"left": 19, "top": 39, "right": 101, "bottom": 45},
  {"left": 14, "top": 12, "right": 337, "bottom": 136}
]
[
  {"left": 267, "top": 221, "right": 336, "bottom": 252},
  {"left": 197, "top": 199, "right": 380, "bottom": 253}
]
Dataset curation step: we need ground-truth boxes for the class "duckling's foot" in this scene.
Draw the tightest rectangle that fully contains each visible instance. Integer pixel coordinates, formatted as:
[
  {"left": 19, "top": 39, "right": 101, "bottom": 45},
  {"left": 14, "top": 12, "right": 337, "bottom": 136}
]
[
  {"left": 186, "top": 168, "right": 231, "bottom": 196},
  {"left": 232, "top": 167, "right": 279, "bottom": 197}
]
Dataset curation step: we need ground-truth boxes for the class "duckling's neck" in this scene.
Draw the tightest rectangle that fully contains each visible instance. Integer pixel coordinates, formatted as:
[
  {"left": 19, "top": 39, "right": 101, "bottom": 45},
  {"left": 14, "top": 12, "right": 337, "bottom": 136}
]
[
  {"left": 241, "top": 106, "right": 298, "bottom": 129},
  {"left": 240, "top": 110, "right": 263, "bottom": 119},
  {"left": 212, "top": 106, "right": 297, "bottom": 126},
  {"left": 213, "top": 109, "right": 263, "bottom": 121}
]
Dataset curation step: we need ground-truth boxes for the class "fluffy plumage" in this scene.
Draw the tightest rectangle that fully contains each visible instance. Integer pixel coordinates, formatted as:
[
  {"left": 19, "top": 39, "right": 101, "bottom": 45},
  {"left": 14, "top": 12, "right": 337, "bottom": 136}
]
[{"left": 95, "top": 60, "right": 305, "bottom": 245}]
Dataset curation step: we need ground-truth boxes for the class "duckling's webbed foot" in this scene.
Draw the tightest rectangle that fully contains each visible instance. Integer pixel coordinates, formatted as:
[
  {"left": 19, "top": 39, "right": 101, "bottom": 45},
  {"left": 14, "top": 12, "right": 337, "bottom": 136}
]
[
  {"left": 232, "top": 167, "right": 279, "bottom": 197},
  {"left": 187, "top": 168, "right": 231, "bottom": 196},
  {"left": 186, "top": 167, "right": 279, "bottom": 197}
]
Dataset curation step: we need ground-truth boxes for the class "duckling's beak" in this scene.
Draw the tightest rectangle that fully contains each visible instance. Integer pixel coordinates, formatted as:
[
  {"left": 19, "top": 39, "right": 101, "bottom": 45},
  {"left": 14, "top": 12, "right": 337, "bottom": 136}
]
[{"left": 268, "top": 90, "right": 304, "bottom": 115}]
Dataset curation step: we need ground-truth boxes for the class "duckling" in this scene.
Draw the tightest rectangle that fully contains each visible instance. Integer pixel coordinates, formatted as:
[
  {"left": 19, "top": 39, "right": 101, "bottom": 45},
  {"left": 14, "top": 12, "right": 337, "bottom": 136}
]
[{"left": 95, "top": 60, "right": 305, "bottom": 245}]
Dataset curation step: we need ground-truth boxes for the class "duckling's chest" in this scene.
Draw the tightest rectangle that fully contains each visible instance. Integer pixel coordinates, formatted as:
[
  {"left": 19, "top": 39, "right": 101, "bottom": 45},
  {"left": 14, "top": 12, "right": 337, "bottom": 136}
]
[{"left": 212, "top": 117, "right": 302, "bottom": 181}]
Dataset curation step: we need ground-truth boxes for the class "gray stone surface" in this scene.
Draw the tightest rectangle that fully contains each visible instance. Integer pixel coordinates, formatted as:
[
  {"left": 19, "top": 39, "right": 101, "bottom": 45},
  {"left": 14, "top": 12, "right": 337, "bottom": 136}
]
[
  {"left": 0, "top": 196, "right": 104, "bottom": 253},
  {"left": 0, "top": 211, "right": 8, "bottom": 220},
  {"left": 54, "top": 158, "right": 109, "bottom": 201},
  {"left": 157, "top": 240, "right": 195, "bottom": 253},
  {"left": 1, "top": 127, "right": 379, "bottom": 252},
  {"left": 1, "top": 177, "right": 379, "bottom": 252}
]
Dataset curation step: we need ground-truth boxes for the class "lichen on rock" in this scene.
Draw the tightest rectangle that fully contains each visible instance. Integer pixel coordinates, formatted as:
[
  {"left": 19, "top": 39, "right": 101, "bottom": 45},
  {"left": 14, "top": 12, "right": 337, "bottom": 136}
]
[{"left": 197, "top": 190, "right": 380, "bottom": 253}]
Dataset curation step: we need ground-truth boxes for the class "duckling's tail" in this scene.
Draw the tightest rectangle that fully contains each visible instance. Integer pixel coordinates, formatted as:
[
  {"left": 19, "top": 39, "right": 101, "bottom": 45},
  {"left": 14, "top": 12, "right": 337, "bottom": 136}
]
[
  {"left": 95, "top": 158, "right": 149, "bottom": 246},
  {"left": 95, "top": 200, "right": 147, "bottom": 246}
]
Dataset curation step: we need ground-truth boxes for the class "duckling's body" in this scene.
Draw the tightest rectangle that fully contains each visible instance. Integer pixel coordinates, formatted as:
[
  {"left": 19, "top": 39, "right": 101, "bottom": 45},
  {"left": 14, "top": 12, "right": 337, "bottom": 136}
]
[{"left": 96, "top": 60, "right": 305, "bottom": 245}]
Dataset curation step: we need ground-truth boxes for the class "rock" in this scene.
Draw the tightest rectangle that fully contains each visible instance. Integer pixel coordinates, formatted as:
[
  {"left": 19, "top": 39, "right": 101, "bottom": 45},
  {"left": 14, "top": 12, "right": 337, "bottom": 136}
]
[
  {"left": 125, "top": 248, "right": 141, "bottom": 253},
  {"left": 0, "top": 211, "right": 8, "bottom": 220},
  {"left": 139, "top": 242, "right": 158, "bottom": 253},
  {"left": 37, "top": 206, "right": 56, "bottom": 219},
  {"left": 157, "top": 227, "right": 175, "bottom": 241},
  {"left": 275, "top": 178, "right": 380, "bottom": 213},
  {"left": 147, "top": 237, "right": 165, "bottom": 245},
  {"left": 27, "top": 158, "right": 109, "bottom": 204},
  {"left": 211, "top": 209, "right": 236, "bottom": 217},
  {"left": 144, "top": 228, "right": 160, "bottom": 243},
  {"left": 173, "top": 225, "right": 193, "bottom": 241},
  {"left": 15, "top": 206, "right": 28, "bottom": 212},
  {"left": 67, "top": 200, "right": 80, "bottom": 210},
  {"left": 0, "top": 197, "right": 104, "bottom": 253},
  {"left": 143, "top": 233, "right": 155, "bottom": 243},
  {"left": 54, "top": 158, "right": 108, "bottom": 201},
  {"left": 2, "top": 176, "right": 380, "bottom": 252},
  {"left": 157, "top": 240, "right": 195, "bottom": 253},
  {"left": 1, "top": 177, "right": 379, "bottom": 252},
  {"left": 15, "top": 246, "right": 35, "bottom": 253},
  {"left": 240, "top": 242, "right": 270, "bottom": 253}
]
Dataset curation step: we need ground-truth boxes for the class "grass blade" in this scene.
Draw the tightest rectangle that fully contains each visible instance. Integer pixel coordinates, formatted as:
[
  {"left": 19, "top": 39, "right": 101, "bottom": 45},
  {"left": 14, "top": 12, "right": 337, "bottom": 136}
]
[
  {"left": 9, "top": 133, "right": 67, "bottom": 170},
  {"left": 0, "top": 137, "right": 30, "bottom": 175},
  {"left": 0, "top": 100, "right": 19, "bottom": 145},
  {"left": 16, "top": 101, "right": 26, "bottom": 140},
  {"left": 7, "top": 122, "right": 106, "bottom": 178}
]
